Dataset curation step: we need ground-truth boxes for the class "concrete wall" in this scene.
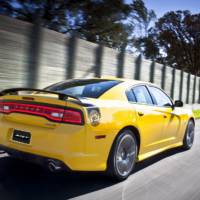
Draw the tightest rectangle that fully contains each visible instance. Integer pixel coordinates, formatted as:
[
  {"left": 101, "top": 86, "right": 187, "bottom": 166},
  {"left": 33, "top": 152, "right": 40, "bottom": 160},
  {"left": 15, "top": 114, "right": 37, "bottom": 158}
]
[{"left": 0, "top": 15, "right": 199, "bottom": 104}]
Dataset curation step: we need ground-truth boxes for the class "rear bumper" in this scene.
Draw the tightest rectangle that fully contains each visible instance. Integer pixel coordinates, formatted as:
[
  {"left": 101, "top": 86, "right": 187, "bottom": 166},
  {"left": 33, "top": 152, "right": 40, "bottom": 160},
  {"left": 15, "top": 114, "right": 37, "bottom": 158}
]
[
  {"left": 0, "top": 112, "right": 119, "bottom": 172},
  {"left": 0, "top": 142, "right": 108, "bottom": 172},
  {"left": 0, "top": 118, "right": 111, "bottom": 172},
  {"left": 0, "top": 144, "right": 70, "bottom": 171}
]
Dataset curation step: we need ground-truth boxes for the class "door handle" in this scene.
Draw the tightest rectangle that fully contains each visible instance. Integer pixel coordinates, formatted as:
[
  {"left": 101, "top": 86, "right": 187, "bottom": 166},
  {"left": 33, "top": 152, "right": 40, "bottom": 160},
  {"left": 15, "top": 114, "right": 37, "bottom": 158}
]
[{"left": 138, "top": 112, "right": 144, "bottom": 117}]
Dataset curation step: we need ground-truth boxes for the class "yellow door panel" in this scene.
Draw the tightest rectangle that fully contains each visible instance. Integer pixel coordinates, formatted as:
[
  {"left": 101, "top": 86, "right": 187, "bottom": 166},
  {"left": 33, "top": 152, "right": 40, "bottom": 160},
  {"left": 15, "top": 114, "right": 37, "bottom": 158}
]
[
  {"left": 150, "top": 107, "right": 180, "bottom": 144},
  {"left": 131, "top": 104, "right": 165, "bottom": 154},
  {"left": 162, "top": 108, "right": 183, "bottom": 145}
]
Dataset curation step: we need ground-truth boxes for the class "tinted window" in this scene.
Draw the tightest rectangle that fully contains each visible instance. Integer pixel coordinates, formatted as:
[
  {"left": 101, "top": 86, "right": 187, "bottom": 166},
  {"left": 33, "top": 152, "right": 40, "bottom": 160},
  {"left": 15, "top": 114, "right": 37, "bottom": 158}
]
[
  {"left": 45, "top": 79, "right": 121, "bottom": 98},
  {"left": 126, "top": 90, "right": 136, "bottom": 102},
  {"left": 149, "top": 86, "right": 173, "bottom": 107},
  {"left": 132, "top": 86, "right": 153, "bottom": 105}
]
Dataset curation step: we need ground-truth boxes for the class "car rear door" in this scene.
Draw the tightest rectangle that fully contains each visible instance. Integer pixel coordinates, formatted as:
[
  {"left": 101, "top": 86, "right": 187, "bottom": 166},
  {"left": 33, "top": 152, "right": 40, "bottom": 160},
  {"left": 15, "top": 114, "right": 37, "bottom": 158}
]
[
  {"left": 147, "top": 86, "right": 181, "bottom": 145},
  {"left": 127, "top": 85, "right": 166, "bottom": 154}
]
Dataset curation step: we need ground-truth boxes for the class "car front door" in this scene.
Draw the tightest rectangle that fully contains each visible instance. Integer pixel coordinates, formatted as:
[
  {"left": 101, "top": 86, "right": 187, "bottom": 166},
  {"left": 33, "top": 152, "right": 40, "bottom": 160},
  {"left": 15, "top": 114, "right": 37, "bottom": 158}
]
[
  {"left": 148, "top": 86, "right": 181, "bottom": 145},
  {"left": 127, "top": 85, "right": 166, "bottom": 156}
]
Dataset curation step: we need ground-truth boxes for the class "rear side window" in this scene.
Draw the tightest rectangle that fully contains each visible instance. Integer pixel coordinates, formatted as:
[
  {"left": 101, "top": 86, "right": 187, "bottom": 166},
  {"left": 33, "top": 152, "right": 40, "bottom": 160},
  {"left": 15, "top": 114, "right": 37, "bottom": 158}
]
[
  {"left": 132, "top": 86, "right": 153, "bottom": 105},
  {"left": 45, "top": 79, "right": 122, "bottom": 98},
  {"left": 148, "top": 86, "right": 173, "bottom": 107},
  {"left": 126, "top": 90, "right": 137, "bottom": 102}
]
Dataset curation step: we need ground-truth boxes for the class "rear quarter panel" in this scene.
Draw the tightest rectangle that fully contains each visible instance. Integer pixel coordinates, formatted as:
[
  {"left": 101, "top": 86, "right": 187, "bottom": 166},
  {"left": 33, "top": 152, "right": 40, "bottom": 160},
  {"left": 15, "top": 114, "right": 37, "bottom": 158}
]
[
  {"left": 84, "top": 100, "right": 138, "bottom": 170},
  {"left": 175, "top": 107, "right": 195, "bottom": 141}
]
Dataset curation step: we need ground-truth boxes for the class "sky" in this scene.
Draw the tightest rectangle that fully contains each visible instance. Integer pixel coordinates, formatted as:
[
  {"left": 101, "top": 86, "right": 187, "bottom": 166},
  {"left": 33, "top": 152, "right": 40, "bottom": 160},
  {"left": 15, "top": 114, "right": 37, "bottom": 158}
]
[{"left": 143, "top": 0, "right": 200, "bottom": 17}]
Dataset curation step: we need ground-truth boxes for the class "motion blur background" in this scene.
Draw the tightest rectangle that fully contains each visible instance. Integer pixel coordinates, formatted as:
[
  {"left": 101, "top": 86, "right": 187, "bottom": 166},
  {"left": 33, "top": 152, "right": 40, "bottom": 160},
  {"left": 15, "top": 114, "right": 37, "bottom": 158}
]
[
  {"left": 1, "top": 3, "right": 200, "bottom": 200},
  {"left": 0, "top": 0, "right": 200, "bottom": 105}
]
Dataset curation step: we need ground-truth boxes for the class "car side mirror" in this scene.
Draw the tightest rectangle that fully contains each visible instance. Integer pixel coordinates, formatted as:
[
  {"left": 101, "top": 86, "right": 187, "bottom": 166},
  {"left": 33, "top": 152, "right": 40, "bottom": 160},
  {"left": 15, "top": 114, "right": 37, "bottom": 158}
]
[{"left": 174, "top": 100, "right": 183, "bottom": 107}]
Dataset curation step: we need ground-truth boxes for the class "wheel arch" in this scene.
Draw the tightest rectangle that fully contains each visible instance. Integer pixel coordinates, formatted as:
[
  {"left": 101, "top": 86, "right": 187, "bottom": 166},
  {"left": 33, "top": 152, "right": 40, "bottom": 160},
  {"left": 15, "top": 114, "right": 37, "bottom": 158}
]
[
  {"left": 106, "top": 125, "right": 141, "bottom": 176},
  {"left": 107, "top": 125, "right": 141, "bottom": 164},
  {"left": 121, "top": 126, "right": 141, "bottom": 154},
  {"left": 189, "top": 117, "right": 195, "bottom": 126}
]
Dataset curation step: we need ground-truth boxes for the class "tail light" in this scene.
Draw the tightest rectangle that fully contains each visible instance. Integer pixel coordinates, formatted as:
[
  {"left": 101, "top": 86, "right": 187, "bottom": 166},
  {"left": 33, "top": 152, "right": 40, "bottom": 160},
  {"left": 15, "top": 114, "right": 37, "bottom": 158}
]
[
  {"left": 88, "top": 108, "right": 101, "bottom": 126},
  {"left": 0, "top": 101, "right": 83, "bottom": 125},
  {"left": 63, "top": 110, "right": 83, "bottom": 124}
]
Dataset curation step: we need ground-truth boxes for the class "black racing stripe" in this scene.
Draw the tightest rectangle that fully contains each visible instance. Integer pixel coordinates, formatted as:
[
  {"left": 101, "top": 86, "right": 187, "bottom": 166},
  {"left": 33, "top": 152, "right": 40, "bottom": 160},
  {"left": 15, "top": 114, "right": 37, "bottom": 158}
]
[
  {"left": 2, "top": 99, "right": 94, "bottom": 108},
  {"left": 0, "top": 100, "right": 85, "bottom": 125}
]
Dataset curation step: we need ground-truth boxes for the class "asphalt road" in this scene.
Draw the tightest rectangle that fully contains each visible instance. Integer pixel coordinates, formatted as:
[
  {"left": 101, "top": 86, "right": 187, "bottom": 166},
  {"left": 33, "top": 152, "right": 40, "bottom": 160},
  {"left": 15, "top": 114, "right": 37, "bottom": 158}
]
[{"left": 0, "top": 121, "right": 199, "bottom": 200}]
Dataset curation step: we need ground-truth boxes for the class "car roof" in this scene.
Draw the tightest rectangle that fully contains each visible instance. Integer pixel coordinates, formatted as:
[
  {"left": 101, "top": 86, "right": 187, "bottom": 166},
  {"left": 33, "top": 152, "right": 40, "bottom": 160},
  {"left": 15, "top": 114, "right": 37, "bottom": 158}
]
[
  {"left": 46, "top": 77, "right": 159, "bottom": 101},
  {"left": 55, "top": 77, "right": 156, "bottom": 87},
  {"left": 86, "top": 77, "right": 157, "bottom": 87},
  {"left": 50, "top": 77, "right": 159, "bottom": 91}
]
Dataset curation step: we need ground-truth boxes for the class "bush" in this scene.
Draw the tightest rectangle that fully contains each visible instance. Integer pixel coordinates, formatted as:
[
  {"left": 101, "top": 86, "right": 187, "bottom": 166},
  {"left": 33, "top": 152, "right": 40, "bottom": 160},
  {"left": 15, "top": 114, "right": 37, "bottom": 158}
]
[{"left": 193, "top": 110, "right": 200, "bottom": 119}]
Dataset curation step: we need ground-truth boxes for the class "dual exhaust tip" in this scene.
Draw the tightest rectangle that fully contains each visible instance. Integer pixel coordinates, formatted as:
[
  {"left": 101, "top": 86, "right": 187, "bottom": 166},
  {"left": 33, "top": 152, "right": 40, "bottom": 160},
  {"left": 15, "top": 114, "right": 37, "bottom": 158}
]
[{"left": 47, "top": 159, "right": 62, "bottom": 172}]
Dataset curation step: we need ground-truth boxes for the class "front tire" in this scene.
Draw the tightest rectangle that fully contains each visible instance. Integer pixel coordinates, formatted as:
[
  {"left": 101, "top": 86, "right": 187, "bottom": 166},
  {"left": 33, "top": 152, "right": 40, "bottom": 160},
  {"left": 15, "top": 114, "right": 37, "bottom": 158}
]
[
  {"left": 107, "top": 129, "right": 138, "bottom": 181},
  {"left": 182, "top": 120, "right": 195, "bottom": 150}
]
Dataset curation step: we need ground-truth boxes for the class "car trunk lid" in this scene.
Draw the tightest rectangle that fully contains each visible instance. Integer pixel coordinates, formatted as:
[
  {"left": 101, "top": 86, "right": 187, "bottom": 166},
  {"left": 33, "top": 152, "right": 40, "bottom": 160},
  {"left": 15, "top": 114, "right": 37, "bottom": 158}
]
[{"left": 0, "top": 93, "right": 85, "bottom": 128}]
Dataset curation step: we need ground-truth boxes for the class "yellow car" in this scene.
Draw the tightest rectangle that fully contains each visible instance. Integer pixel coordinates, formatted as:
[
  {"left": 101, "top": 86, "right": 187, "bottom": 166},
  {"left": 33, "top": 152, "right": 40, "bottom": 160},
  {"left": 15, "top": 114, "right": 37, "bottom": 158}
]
[{"left": 0, "top": 78, "right": 195, "bottom": 180}]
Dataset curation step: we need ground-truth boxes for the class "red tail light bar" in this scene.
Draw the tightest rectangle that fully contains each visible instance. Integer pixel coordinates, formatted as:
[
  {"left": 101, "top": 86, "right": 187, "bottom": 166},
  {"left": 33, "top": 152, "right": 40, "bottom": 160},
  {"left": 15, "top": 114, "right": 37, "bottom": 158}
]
[{"left": 0, "top": 101, "right": 84, "bottom": 125}]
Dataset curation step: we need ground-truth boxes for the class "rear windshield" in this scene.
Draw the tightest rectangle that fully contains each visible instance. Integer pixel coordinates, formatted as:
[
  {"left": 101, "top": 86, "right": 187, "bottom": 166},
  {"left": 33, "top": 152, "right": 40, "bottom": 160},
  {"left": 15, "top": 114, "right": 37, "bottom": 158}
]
[{"left": 45, "top": 79, "right": 122, "bottom": 98}]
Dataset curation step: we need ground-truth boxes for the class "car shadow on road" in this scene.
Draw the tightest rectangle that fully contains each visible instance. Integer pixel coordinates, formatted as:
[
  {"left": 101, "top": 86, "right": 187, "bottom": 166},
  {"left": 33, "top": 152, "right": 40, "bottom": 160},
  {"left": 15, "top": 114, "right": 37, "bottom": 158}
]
[{"left": 0, "top": 147, "right": 186, "bottom": 200}]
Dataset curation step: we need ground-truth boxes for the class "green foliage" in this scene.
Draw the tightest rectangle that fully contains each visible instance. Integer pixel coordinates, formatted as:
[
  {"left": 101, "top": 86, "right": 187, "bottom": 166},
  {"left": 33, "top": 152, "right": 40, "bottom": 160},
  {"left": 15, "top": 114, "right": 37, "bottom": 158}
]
[
  {"left": 0, "top": 0, "right": 131, "bottom": 49},
  {"left": 67, "top": 0, "right": 131, "bottom": 49},
  {"left": 137, "top": 11, "right": 200, "bottom": 75},
  {"left": 0, "top": 0, "right": 156, "bottom": 50},
  {"left": 130, "top": 0, "right": 156, "bottom": 37},
  {"left": 193, "top": 110, "right": 200, "bottom": 119},
  {"left": 0, "top": 0, "right": 70, "bottom": 31},
  {"left": 0, "top": 0, "right": 200, "bottom": 75}
]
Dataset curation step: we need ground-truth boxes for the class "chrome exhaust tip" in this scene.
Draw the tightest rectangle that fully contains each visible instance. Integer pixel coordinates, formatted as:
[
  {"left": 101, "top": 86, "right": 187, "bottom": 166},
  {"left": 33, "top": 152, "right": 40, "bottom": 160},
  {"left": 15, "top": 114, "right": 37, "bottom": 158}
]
[
  {"left": 0, "top": 150, "right": 5, "bottom": 154},
  {"left": 48, "top": 159, "right": 62, "bottom": 172}
]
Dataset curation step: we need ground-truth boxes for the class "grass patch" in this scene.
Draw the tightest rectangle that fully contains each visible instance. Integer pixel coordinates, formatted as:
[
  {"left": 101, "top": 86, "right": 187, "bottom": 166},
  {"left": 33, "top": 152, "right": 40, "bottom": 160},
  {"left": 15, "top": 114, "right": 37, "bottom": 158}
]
[{"left": 193, "top": 110, "right": 200, "bottom": 119}]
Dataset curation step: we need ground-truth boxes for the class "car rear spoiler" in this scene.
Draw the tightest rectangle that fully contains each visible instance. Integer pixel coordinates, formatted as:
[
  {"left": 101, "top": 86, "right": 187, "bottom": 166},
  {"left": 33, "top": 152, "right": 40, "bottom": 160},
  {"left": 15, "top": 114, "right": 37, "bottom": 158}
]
[{"left": 0, "top": 88, "right": 81, "bottom": 102}]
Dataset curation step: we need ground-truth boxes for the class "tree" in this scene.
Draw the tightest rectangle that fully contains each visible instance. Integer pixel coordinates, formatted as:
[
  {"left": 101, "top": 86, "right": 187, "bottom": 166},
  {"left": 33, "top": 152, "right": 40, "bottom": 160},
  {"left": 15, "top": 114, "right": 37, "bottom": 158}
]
[
  {"left": 0, "top": 0, "right": 71, "bottom": 32},
  {"left": 66, "top": 0, "right": 131, "bottom": 49},
  {"left": 134, "top": 31, "right": 160, "bottom": 60},
  {"left": 0, "top": 0, "right": 131, "bottom": 49},
  {"left": 126, "top": 0, "right": 157, "bottom": 53},
  {"left": 130, "top": 0, "right": 156, "bottom": 37},
  {"left": 138, "top": 11, "right": 200, "bottom": 75}
]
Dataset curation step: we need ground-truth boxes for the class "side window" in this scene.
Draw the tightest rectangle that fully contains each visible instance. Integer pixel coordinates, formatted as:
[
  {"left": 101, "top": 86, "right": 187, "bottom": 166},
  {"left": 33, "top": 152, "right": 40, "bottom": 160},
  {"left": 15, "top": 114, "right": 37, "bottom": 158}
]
[
  {"left": 148, "top": 86, "right": 173, "bottom": 107},
  {"left": 132, "top": 86, "right": 153, "bottom": 105},
  {"left": 126, "top": 90, "right": 136, "bottom": 102}
]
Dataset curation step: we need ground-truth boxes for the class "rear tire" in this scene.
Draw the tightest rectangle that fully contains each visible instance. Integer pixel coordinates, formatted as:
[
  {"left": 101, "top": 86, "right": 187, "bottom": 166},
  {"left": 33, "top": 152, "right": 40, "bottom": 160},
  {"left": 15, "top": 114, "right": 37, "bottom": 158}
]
[
  {"left": 107, "top": 129, "right": 138, "bottom": 181},
  {"left": 182, "top": 120, "right": 195, "bottom": 150}
]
